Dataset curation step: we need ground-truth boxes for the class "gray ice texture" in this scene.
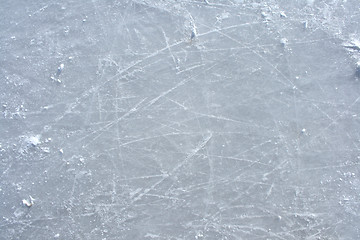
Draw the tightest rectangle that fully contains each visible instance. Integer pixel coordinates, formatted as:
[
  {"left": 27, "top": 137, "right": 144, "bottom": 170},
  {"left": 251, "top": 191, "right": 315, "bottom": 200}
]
[{"left": 1, "top": 0, "right": 360, "bottom": 239}]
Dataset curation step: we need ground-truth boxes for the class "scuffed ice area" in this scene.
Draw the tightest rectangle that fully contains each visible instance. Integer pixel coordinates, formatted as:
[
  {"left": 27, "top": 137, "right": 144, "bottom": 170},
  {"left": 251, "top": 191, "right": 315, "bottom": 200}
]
[{"left": 1, "top": 0, "right": 360, "bottom": 239}]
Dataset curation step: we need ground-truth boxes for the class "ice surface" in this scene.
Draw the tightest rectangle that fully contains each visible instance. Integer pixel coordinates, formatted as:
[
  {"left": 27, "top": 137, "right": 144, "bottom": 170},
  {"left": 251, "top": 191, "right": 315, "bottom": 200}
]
[{"left": 1, "top": 0, "right": 360, "bottom": 239}]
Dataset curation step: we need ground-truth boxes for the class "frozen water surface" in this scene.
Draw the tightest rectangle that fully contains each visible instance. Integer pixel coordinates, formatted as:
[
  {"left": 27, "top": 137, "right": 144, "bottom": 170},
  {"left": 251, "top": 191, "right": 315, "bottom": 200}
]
[{"left": 1, "top": 0, "right": 360, "bottom": 239}]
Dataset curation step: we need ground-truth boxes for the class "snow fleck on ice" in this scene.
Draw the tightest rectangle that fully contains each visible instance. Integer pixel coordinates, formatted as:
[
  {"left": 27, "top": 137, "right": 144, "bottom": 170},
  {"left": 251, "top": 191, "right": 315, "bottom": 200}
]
[{"left": 25, "top": 135, "right": 41, "bottom": 147}]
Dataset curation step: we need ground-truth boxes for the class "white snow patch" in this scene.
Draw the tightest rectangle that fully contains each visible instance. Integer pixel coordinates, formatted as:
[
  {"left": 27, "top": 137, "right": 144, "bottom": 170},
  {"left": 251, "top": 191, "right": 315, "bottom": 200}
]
[{"left": 26, "top": 135, "right": 41, "bottom": 146}]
